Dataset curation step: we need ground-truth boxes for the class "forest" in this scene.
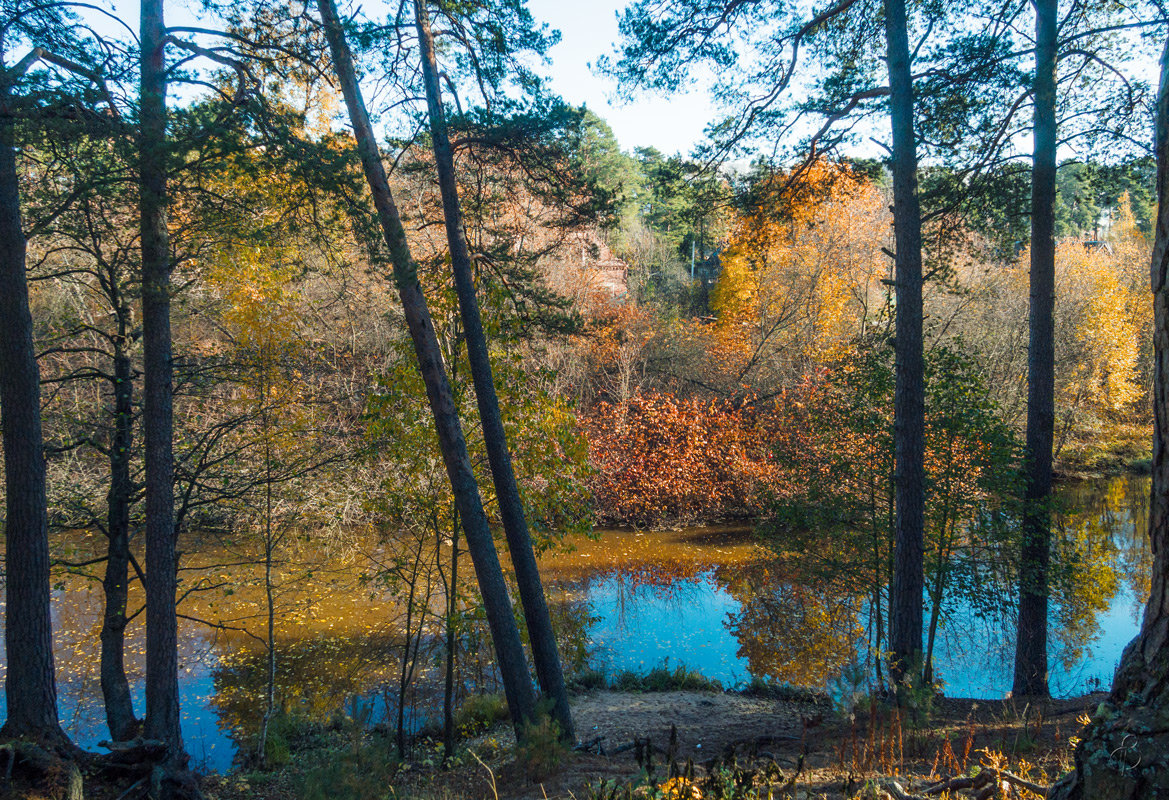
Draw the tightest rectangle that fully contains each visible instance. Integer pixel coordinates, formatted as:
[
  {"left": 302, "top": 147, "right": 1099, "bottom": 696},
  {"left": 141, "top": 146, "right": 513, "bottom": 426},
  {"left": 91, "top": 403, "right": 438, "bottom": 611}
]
[{"left": 3, "top": 0, "right": 1169, "bottom": 798}]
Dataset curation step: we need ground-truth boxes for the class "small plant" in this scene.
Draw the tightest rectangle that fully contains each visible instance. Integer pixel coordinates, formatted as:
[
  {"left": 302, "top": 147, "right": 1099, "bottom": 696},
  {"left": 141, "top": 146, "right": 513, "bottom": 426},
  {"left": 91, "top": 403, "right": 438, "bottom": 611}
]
[
  {"left": 295, "top": 732, "right": 401, "bottom": 800},
  {"left": 454, "top": 693, "right": 509, "bottom": 738},
  {"left": 240, "top": 711, "right": 320, "bottom": 770},
  {"left": 515, "top": 712, "right": 566, "bottom": 781},
  {"left": 571, "top": 666, "right": 609, "bottom": 691},
  {"left": 614, "top": 662, "right": 723, "bottom": 693},
  {"left": 582, "top": 757, "right": 794, "bottom": 800}
]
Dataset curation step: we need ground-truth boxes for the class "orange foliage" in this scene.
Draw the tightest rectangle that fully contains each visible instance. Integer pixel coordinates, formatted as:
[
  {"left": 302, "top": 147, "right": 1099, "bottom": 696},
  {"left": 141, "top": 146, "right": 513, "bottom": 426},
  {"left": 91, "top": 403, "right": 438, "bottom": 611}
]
[{"left": 582, "top": 392, "right": 781, "bottom": 527}]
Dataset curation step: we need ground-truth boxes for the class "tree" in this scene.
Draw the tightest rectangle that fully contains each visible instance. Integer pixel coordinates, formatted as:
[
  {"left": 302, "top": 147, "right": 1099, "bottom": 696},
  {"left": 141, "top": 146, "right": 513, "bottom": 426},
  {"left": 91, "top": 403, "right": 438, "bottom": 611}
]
[
  {"left": 0, "top": 0, "right": 120, "bottom": 748},
  {"left": 1008, "top": 0, "right": 1159, "bottom": 701},
  {"left": 606, "top": 0, "right": 1022, "bottom": 692},
  {"left": 0, "top": 20, "right": 65, "bottom": 748},
  {"left": 413, "top": 0, "right": 573, "bottom": 740},
  {"left": 1048, "top": 35, "right": 1169, "bottom": 800},
  {"left": 710, "top": 160, "right": 889, "bottom": 375},
  {"left": 30, "top": 135, "right": 143, "bottom": 742},
  {"left": 883, "top": 0, "right": 927, "bottom": 692},
  {"left": 765, "top": 342, "right": 1021, "bottom": 692},
  {"left": 314, "top": 0, "right": 539, "bottom": 736},
  {"left": 137, "top": 0, "right": 188, "bottom": 773},
  {"left": 1013, "top": 0, "right": 1058, "bottom": 700}
]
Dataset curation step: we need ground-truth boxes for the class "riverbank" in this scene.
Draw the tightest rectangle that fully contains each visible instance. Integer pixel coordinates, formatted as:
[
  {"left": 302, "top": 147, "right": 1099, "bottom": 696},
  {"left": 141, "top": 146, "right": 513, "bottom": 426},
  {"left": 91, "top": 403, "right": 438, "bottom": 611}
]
[
  {"left": 1054, "top": 421, "right": 1153, "bottom": 481},
  {"left": 173, "top": 687, "right": 1093, "bottom": 800}
]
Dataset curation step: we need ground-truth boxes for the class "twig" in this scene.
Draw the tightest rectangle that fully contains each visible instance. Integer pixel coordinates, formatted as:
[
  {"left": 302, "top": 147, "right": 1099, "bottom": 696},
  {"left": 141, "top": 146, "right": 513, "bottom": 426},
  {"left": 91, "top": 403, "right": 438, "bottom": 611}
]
[
  {"left": 468, "top": 748, "right": 499, "bottom": 800},
  {"left": 114, "top": 776, "right": 148, "bottom": 800},
  {"left": 778, "top": 753, "right": 804, "bottom": 795},
  {"left": 573, "top": 736, "right": 603, "bottom": 753},
  {"left": 879, "top": 779, "right": 929, "bottom": 800},
  {"left": 923, "top": 774, "right": 980, "bottom": 794},
  {"left": 997, "top": 769, "right": 1050, "bottom": 795}
]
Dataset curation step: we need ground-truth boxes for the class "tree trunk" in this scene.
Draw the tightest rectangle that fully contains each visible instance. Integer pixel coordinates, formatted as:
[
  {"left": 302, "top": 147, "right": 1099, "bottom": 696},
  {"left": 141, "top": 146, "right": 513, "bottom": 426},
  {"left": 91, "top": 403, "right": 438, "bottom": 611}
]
[
  {"left": 443, "top": 508, "right": 458, "bottom": 761},
  {"left": 413, "top": 1, "right": 574, "bottom": 743},
  {"left": 1049, "top": 36, "right": 1169, "bottom": 800},
  {"left": 0, "top": 63, "right": 67, "bottom": 747},
  {"left": 1013, "top": 0, "right": 1057, "bottom": 701},
  {"left": 139, "top": 0, "right": 185, "bottom": 766},
  {"left": 101, "top": 335, "right": 139, "bottom": 741},
  {"left": 884, "top": 0, "right": 926, "bottom": 692},
  {"left": 315, "top": 0, "right": 537, "bottom": 736}
]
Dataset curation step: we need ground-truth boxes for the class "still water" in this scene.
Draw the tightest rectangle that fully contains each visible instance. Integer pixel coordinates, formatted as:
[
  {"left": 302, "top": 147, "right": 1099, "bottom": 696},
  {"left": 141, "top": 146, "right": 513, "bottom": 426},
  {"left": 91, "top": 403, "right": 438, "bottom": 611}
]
[{"left": 0, "top": 474, "right": 1152, "bottom": 772}]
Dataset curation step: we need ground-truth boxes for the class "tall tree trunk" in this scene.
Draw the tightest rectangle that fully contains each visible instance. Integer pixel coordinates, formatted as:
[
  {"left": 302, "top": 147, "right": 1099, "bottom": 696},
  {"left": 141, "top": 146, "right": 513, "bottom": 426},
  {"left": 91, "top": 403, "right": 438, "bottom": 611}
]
[
  {"left": 101, "top": 334, "right": 139, "bottom": 741},
  {"left": 1013, "top": 0, "right": 1057, "bottom": 701},
  {"left": 1048, "top": 36, "right": 1169, "bottom": 800},
  {"left": 413, "top": 1, "right": 574, "bottom": 743},
  {"left": 139, "top": 0, "right": 185, "bottom": 766},
  {"left": 884, "top": 0, "right": 926, "bottom": 692},
  {"left": 315, "top": 0, "right": 537, "bottom": 736},
  {"left": 0, "top": 64, "right": 67, "bottom": 747}
]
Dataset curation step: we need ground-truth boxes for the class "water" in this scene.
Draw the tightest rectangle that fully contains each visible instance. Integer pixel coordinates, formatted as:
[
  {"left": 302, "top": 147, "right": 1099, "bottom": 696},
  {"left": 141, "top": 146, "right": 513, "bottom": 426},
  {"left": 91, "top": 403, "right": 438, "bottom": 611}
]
[
  {"left": 0, "top": 474, "right": 1152, "bottom": 772},
  {"left": 543, "top": 475, "right": 1152, "bottom": 700}
]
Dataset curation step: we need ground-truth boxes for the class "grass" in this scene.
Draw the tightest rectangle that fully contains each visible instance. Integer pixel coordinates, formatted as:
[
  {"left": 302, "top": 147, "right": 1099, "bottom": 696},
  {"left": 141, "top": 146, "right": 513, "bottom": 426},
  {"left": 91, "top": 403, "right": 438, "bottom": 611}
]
[
  {"left": 453, "top": 693, "right": 510, "bottom": 738},
  {"left": 611, "top": 664, "right": 724, "bottom": 693},
  {"left": 1056, "top": 420, "right": 1152, "bottom": 477},
  {"left": 735, "top": 675, "right": 832, "bottom": 705}
]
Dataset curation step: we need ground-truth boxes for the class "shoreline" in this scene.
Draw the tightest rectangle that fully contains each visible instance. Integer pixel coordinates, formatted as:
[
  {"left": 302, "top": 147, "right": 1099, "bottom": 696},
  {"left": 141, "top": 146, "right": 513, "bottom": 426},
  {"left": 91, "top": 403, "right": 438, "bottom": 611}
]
[{"left": 194, "top": 687, "right": 1100, "bottom": 800}]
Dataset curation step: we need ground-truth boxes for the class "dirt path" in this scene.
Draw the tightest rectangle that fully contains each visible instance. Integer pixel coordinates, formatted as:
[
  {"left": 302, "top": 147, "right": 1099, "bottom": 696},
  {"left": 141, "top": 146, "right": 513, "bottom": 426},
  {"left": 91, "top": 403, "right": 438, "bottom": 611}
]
[{"left": 569, "top": 690, "right": 828, "bottom": 759}]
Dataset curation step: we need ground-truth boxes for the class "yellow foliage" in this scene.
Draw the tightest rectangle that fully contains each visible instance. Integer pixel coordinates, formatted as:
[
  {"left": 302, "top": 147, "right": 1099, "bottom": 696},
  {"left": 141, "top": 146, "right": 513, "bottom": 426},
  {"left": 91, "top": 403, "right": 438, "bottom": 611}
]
[
  {"left": 711, "top": 160, "right": 889, "bottom": 364},
  {"left": 205, "top": 244, "right": 300, "bottom": 352},
  {"left": 1057, "top": 241, "right": 1145, "bottom": 412}
]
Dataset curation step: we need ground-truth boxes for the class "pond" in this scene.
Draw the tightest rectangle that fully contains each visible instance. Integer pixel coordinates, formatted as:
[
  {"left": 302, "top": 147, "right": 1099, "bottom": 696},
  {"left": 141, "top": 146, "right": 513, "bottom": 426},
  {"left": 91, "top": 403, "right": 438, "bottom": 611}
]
[{"left": 0, "top": 474, "right": 1152, "bottom": 772}]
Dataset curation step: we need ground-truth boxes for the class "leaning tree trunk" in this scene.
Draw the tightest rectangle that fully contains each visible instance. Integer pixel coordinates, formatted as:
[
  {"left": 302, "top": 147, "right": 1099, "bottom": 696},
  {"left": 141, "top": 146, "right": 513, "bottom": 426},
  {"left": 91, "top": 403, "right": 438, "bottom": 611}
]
[
  {"left": 0, "top": 62, "right": 67, "bottom": 748},
  {"left": 1012, "top": 0, "right": 1057, "bottom": 700},
  {"left": 316, "top": 0, "right": 537, "bottom": 736},
  {"left": 413, "top": 0, "right": 574, "bottom": 743},
  {"left": 1048, "top": 37, "right": 1169, "bottom": 800},
  {"left": 139, "top": 0, "right": 185, "bottom": 769},
  {"left": 884, "top": 0, "right": 926, "bottom": 691}
]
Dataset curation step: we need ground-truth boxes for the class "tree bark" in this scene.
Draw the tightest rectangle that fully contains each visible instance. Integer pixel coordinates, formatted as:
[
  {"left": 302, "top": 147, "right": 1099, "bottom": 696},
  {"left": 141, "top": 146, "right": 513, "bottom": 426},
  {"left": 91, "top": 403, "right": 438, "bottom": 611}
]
[
  {"left": 139, "top": 0, "right": 185, "bottom": 766},
  {"left": 1048, "top": 35, "right": 1169, "bottom": 800},
  {"left": 1013, "top": 0, "right": 1056, "bottom": 701},
  {"left": 0, "top": 59, "right": 67, "bottom": 747},
  {"left": 884, "top": 0, "right": 926, "bottom": 691},
  {"left": 315, "top": 0, "right": 537, "bottom": 736},
  {"left": 413, "top": 0, "right": 574, "bottom": 743},
  {"left": 101, "top": 333, "right": 139, "bottom": 741}
]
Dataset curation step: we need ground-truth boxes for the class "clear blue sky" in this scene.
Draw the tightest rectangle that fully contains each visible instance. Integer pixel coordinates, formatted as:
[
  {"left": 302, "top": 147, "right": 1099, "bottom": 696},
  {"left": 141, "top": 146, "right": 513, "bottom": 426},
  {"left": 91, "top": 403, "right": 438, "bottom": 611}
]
[{"left": 526, "top": 0, "right": 714, "bottom": 157}]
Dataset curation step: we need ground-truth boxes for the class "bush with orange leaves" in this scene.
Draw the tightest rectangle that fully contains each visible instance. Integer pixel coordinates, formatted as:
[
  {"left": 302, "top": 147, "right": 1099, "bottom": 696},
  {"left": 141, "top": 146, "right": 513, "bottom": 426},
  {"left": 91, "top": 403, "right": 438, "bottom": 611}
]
[{"left": 582, "top": 392, "right": 780, "bottom": 527}]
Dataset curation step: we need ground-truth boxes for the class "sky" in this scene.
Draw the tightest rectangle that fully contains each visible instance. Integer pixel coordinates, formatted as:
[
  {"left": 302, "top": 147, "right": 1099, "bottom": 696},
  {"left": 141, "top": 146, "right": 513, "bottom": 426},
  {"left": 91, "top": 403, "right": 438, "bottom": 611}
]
[{"left": 525, "top": 0, "right": 715, "bottom": 157}]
